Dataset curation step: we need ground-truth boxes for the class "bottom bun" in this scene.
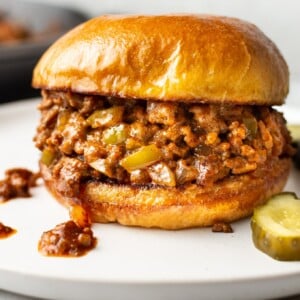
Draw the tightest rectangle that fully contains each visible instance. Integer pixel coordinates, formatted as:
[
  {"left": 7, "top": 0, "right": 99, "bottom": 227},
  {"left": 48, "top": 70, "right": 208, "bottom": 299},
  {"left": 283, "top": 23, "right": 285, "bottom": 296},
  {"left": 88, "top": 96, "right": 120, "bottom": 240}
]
[{"left": 41, "top": 158, "right": 291, "bottom": 229}]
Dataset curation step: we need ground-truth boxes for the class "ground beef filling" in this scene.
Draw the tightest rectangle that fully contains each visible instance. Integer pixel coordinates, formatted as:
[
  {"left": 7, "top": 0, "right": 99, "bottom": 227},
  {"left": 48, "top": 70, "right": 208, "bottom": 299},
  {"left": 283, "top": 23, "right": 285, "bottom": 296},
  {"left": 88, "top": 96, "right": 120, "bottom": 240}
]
[{"left": 34, "top": 91, "right": 294, "bottom": 192}]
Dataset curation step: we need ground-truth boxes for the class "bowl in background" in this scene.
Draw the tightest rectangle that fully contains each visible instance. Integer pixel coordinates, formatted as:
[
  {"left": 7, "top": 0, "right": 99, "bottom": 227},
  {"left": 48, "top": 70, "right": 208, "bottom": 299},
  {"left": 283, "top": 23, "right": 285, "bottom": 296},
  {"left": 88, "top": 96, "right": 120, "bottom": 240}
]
[{"left": 0, "top": 0, "right": 87, "bottom": 102}]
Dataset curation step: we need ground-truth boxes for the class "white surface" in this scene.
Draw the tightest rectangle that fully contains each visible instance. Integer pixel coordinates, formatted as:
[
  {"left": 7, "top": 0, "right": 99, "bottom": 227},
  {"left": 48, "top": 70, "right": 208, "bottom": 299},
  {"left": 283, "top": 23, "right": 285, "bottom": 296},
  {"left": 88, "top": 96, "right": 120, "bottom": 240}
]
[{"left": 0, "top": 95, "right": 300, "bottom": 300}]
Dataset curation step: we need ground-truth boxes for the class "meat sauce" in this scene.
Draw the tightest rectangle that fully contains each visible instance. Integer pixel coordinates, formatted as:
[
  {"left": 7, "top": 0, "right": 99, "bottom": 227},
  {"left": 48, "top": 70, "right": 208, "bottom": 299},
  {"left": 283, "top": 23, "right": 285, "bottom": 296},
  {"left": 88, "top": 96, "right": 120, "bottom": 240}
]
[
  {"left": 0, "top": 222, "right": 16, "bottom": 239},
  {"left": 0, "top": 168, "right": 40, "bottom": 202},
  {"left": 0, "top": 168, "right": 37, "bottom": 240},
  {"left": 38, "top": 205, "right": 97, "bottom": 257},
  {"left": 0, "top": 168, "right": 97, "bottom": 256},
  {"left": 34, "top": 91, "right": 295, "bottom": 196},
  {"left": 0, "top": 91, "right": 297, "bottom": 255},
  {"left": 212, "top": 222, "right": 233, "bottom": 233},
  {"left": 38, "top": 220, "right": 97, "bottom": 257}
]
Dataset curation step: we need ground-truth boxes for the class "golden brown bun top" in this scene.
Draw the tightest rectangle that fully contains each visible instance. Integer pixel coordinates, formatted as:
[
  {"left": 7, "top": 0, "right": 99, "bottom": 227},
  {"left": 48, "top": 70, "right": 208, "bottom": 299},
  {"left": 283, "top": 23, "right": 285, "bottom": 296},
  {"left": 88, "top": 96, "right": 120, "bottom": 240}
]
[{"left": 32, "top": 14, "right": 289, "bottom": 105}]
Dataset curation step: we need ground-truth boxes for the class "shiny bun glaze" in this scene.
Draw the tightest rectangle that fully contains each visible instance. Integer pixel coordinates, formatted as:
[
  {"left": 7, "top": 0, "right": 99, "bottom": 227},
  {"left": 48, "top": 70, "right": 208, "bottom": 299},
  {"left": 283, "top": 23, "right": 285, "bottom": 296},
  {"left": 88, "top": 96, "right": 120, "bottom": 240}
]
[{"left": 32, "top": 14, "right": 289, "bottom": 105}]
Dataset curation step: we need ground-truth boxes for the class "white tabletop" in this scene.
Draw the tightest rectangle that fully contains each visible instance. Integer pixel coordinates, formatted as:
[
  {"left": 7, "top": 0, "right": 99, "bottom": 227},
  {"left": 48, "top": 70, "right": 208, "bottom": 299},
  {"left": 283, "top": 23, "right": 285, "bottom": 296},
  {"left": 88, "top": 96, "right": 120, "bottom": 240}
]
[
  {"left": 1, "top": 289, "right": 300, "bottom": 300},
  {"left": 0, "top": 290, "right": 32, "bottom": 300}
]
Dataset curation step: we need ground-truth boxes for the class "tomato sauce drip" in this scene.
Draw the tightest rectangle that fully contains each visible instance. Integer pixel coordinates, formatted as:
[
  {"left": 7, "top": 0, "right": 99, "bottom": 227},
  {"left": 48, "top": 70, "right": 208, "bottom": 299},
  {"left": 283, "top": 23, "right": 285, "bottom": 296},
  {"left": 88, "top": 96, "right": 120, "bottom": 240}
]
[
  {"left": 0, "top": 222, "right": 16, "bottom": 239},
  {"left": 0, "top": 168, "right": 40, "bottom": 202},
  {"left": 38, "top": 205, "right": 96, "bottom": 257}
]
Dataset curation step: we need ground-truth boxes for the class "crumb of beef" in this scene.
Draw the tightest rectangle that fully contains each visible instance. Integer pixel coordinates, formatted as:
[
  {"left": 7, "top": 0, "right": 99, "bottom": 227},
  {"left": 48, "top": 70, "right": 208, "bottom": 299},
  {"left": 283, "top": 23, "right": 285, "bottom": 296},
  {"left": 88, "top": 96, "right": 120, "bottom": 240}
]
[
  {"left": 0, "top": 168, "right": 40, "bottom": 202},
  {"left": 212, "top": 222, "right": 233, "bottom": 233},
  {"left": 0, "top": 222, "right": 16, "bottom": 239},
  {"left": 38, "top": 220, "right": 96, "bottom": 257}
]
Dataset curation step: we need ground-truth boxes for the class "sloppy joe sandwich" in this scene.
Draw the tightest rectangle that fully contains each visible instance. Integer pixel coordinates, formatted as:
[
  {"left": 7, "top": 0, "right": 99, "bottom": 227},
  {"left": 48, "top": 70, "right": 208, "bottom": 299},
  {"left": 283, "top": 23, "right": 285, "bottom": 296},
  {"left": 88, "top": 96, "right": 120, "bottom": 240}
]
[{"left": 32, "top": 15, "right": 295, "bottom": 229}]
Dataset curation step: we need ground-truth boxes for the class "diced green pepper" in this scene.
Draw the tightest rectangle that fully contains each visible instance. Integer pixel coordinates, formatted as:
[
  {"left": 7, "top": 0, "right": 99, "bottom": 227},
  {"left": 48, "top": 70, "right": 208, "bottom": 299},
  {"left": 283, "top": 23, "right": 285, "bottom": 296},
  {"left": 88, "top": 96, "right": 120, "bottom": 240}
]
[
  {"left": 87, "top": 106, "right": 124, "bottom": 128},
  {"left": 41, "top": 148, "right": 56, "bottom": 166},
  {"left": 102, "top": 124, "right": 127, "bottom": 145},
  {"left": 120, "top": 144, "right": 162, "bottom": 172},
  {"left": 56, "top": 110, "right": 71, "bottom": 132},
  {"left": 243, "top": 117, "right": 257, "bottom": 139}
]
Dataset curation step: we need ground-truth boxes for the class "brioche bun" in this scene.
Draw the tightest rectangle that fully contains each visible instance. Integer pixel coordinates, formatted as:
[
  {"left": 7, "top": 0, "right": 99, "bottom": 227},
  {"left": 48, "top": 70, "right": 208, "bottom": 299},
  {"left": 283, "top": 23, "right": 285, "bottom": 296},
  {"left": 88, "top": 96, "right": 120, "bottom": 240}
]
[{"left": 32, "top": 14, "right": 288, "bottom": 105}]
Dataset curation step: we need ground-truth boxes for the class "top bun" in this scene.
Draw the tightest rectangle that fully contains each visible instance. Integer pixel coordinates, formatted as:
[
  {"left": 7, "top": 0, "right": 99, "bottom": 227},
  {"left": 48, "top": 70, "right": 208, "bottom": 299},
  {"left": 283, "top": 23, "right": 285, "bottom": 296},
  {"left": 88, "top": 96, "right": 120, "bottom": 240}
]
[{"left": 32, "top": 14, "right": 289, "bottom": 105}]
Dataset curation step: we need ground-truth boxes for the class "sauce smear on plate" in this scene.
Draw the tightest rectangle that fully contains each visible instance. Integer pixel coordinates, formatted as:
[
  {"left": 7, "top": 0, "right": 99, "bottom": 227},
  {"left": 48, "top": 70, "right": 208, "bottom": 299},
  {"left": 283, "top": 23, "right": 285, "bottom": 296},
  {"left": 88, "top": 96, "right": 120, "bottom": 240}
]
[
  {"left": 0, "top": 168, "right": 40, "bottom": 202},
  {"left": 38, "top": 205, "right": 97, "bottom": 257},
  {"left": 0, "top": 222, "right": 16, "bottom": 239},
  {"left": 38, "top": 220, "right": 97, "bottom": 257}
]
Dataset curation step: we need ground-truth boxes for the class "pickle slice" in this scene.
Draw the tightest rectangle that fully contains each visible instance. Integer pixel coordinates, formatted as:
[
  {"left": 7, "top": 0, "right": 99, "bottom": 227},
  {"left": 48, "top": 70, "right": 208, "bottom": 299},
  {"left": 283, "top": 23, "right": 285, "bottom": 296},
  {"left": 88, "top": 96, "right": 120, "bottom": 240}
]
[
  {"left": 288, "top": 124, "right": 300, "bottom": 141},
  {"left": 251, "top": 192, "right": 300, "bottom": 261}
]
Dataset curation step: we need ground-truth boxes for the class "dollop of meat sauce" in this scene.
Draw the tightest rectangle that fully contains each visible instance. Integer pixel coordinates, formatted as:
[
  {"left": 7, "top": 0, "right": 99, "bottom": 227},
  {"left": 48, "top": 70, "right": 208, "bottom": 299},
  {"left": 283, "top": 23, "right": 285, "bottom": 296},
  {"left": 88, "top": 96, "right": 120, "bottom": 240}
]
[
  {"left": 0, "top": 168, "right": 39, "bottom": 239},
  {"left": 38, "top": 205, "right": 97, "bottom": 257},
  {"left": 212, "top": 222, "right": 233, "bottom": 233},
  {"left": 0, "top": 222, "right": 16, "bottom": 239},
  {"left": 0, "top": 168, "right": 40, "bottom": 203}
]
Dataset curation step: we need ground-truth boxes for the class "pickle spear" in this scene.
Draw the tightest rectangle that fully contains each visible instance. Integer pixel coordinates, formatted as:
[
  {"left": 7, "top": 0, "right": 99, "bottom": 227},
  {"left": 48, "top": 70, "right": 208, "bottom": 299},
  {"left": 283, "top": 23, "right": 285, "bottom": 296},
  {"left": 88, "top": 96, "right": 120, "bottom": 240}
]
[{"left": 251, "top": 192, "right": 300, "bottom": 261}]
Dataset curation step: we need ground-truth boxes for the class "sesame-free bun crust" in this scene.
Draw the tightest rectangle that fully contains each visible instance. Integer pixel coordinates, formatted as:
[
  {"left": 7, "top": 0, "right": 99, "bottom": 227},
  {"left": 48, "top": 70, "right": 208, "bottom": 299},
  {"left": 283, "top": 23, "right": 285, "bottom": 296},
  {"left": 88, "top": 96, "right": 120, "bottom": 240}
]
[
  {"left": 32, "top": 15, "right": 289, "bottom": 105},
  {"left": 40, "top": 158, "right": 291, "bottom": 229}
]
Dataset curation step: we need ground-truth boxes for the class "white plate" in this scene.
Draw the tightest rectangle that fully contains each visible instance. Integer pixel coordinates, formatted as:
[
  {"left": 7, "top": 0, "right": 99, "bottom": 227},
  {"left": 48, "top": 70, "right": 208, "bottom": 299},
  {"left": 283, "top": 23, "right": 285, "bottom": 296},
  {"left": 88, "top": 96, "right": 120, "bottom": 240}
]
[{"left": 0, "top": 98, "right": 300, "bottom": 300}]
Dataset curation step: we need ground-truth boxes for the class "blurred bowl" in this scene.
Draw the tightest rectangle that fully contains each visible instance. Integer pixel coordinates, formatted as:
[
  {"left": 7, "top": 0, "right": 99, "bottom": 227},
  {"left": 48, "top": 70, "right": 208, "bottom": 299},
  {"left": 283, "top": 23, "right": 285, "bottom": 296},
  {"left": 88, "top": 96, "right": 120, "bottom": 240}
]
[{"left": 0, "top": 0, "right": 87, "bottom": 102}]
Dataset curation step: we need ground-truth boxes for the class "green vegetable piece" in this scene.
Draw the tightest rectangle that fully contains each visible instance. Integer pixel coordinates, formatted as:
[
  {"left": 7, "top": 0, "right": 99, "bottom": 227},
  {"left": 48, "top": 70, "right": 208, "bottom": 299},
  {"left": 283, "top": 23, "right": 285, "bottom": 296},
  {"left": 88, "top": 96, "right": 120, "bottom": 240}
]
[
  {"left": 251, "top": 192, "right": 300, "bottom": 261},
  {"left": 243, "top": 117, "right": 257, "bottom": 139},
  {"left": 56, "top": 111, "right": 71, "bottom": 132},
  {"left": 87, "top": 106, "right": 124, "bottom": 128},
  {"left": 41, "top": 148, "right": 56, "bottom": 166},
  {"left": 102, "top": 124, "right": 127, "bottom": 145},
  {"left": 120, "top": 144, "right": 162, "bottom": 172}
]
